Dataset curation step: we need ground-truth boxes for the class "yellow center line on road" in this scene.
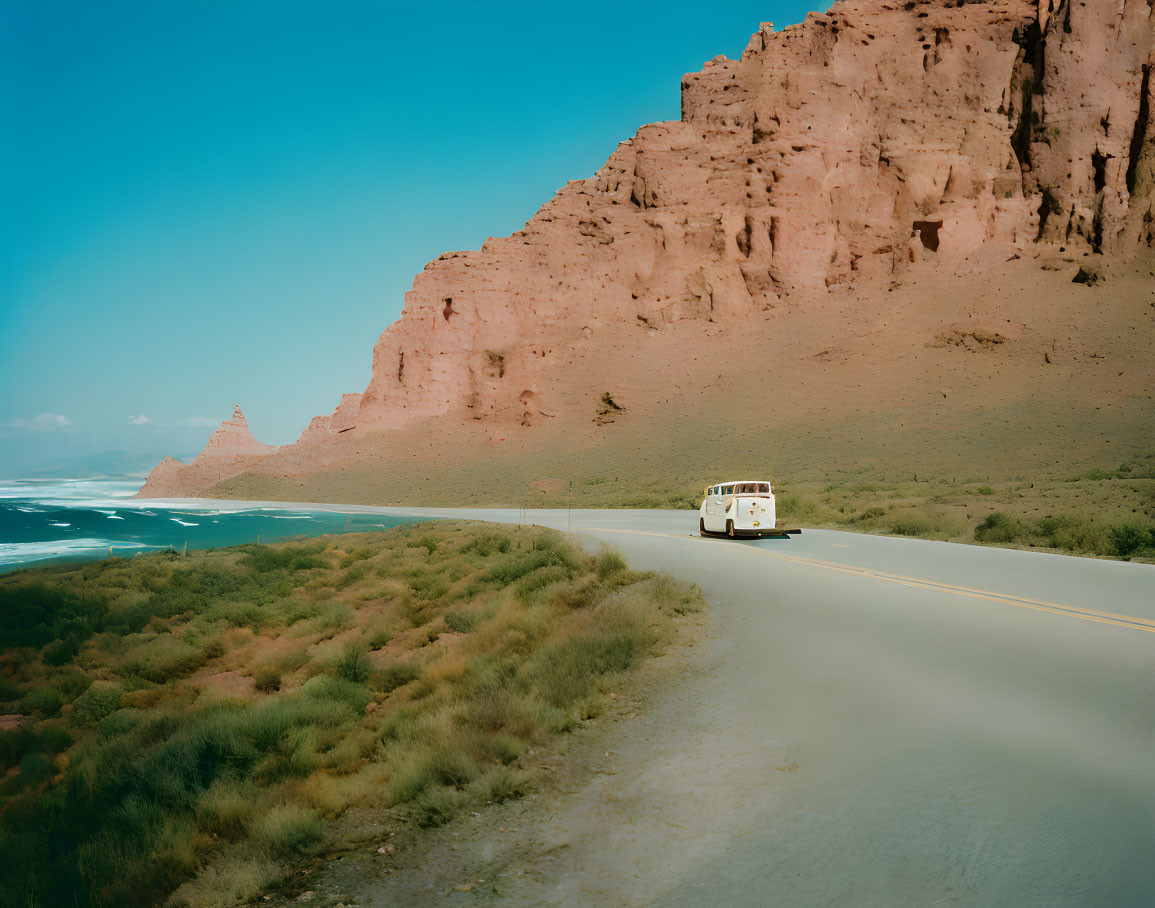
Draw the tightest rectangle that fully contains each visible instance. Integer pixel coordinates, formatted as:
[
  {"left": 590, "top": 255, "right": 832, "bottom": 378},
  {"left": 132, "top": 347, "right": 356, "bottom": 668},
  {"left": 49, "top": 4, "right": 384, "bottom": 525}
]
[{"left": 586, "top": 527, "right": 1155, "bottom": 635}]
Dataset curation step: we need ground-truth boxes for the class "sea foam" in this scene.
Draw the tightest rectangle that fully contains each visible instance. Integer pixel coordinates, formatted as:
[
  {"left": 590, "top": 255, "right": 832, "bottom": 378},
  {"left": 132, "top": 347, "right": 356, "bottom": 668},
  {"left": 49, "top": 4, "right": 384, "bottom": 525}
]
[{"left": 0, "top": 539, "right": 157, "bottom": 567}]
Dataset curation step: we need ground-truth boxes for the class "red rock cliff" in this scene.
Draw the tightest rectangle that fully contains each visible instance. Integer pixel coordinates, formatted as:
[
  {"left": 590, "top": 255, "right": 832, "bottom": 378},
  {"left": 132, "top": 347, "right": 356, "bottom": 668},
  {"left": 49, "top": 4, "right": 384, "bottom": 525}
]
[{"left": 142, "top": 0, "right": 1154, "bottom": 496}]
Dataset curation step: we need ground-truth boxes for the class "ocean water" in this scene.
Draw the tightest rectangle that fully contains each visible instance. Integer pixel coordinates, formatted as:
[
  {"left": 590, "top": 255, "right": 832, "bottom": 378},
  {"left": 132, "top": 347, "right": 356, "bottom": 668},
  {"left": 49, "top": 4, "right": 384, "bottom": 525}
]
[{"left": 0, "top": 479, "right": 422, "bottom": 574}]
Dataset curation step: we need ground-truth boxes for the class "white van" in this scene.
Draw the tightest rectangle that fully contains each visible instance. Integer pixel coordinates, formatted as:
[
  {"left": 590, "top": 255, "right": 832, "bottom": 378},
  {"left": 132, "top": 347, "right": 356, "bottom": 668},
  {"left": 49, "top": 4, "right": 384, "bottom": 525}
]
[{"left": 699, "top": 480, "right": 780, "bottom": 537}]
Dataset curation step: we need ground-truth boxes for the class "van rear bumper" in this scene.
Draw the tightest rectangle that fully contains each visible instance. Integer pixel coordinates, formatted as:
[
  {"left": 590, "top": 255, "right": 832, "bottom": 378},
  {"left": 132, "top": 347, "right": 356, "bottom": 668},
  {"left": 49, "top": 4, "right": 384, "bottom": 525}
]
[
  {"left": 700, "top": 524, "right": 802, "bottom": 538},
  {"left": 731, "top": 526, "right": 802, "bottom": 538}
]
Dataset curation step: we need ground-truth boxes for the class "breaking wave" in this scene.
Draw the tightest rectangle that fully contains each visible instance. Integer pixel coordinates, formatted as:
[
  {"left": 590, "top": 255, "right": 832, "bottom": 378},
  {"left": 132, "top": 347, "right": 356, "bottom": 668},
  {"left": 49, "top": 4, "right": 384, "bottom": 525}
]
[{"left": 0, "top": 539, "right": 159, "bottom": 568}]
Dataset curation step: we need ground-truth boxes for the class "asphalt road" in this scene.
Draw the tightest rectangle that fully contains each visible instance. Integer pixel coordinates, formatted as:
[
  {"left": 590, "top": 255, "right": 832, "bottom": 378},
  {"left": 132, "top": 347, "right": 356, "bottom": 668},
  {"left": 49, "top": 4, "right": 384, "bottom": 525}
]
[{"left": 190, "top": 502, "right": 1155, "bottom": 904}]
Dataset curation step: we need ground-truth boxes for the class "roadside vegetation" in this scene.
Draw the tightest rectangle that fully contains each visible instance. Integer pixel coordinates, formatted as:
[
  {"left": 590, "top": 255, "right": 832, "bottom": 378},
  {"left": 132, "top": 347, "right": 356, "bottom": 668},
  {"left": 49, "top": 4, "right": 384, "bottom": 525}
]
[
  {"left": 0, "top": 523, "right": 700, "bottom": 907},
  {"left": 767, "top": 452, "right": 1155, "bottom": 560},
  {"left": 474, "top": 453, "right": 1155, "bottom": 560},
  {"left": 533, "top": 453, "right": 1155, "bottom": 561}
]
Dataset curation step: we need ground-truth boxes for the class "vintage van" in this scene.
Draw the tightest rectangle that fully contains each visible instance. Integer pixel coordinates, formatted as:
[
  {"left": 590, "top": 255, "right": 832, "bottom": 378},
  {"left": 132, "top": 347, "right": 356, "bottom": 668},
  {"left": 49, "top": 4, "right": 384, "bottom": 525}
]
[{"left": 699, "top": 480, "right": 778, "bottom": 537}]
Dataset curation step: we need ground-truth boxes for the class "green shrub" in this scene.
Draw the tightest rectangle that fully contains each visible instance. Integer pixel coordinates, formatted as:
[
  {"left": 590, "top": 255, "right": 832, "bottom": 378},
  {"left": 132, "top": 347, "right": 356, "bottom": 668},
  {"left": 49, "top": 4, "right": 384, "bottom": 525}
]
[
  {"left": 888, "top": 517, "right": 935, "bottom": 537},
  {"left": 407, "top": 535, "right": 440, "bottom": 556},
  {"left": 199, "top": 634, "right": 226, "bottom": 660},
  {"left": 1035, "top": 515, "right": 1110, "bottom": 554},
  {"left": 170, "top": 855, "right": 282, "bottom": 906},
  {"left": 19, "top": 687, "right": 63, "bottom": 718},
  {"left": 408, "top": 571, "right": 449, "bottom": 601},
  {"left": 299, "top": 675, "right": 372, "bottom": 714},
  {"left": 1065, "top": 468, "right": 1114, "bottom": 482},
  {"left": 548, "top": 576, "right": 603, "bottom": 611},
  {"left": 0, "top": 583, "right": 107, "bottom": 650},
  {"left": 338, "top": 547, "right": 375, "bottom": 568},
  {"left": 103, "top": 596, "right": 158, "bottom": 636},
  {"left": 366, "top": 626, "right": 391, "bottom": 649},
  {"left": 526, "top": 630, "right": 645, "bottom": 710},
  {"left": 239, "top": 544, "right": 327, "bottom": 573},
  {"left": 975, "top": 512, "right": 1022, "bottom": 544},
  {"left": 515, "top": 564, "right": 571, "bottom": 601},
  {"left": 595, "top": 546, "right": 628, "bottom": 580},
  {"left": 487, "top": 767, "right": 528, "bottom": 803},
  {"left": 51, "top": 667, "right": 91, "bottom": 703},
  {"left": 444, "top": 610, "right": 481, "bottom": 634},
  {"left": 334, "top": 644, "right": 370, "bottom": 684},
  {"left": 118, "top": 636, "right": 207, "bottom": 683},
  {"left": 337, "top": 561, "right": 370, "bottom": 589},
  {"left": 43, "top": 635, "right": 82, "bottom": 666},
  {"left": 313, "top": 602, "right": 351, "bottom": 635},
  {"left": 0, "top": 729, "right": 32, "bottom": 771},
  {"left": 253, "top": 666, "right": 282, "bottom": 693},
  {"left": 0, "top": 676, "right": 21, "bottom": 703},
  {"left": 426, "top": 743, "right": 478, "bottom": 789},
  {"left": 202, "top": 599, "right": 263, "bottom": 629},
  {"left": 372, "top": 660, "right": 420, "bottom": 695},
  {"left": 36, "top": 725, "right": 73, "bottom": 754},
  {"left": 196, "top": 779, "right": 255, "bottom": 838},
  {"left": 645, "top": 573, "right": 700, "bottom": 615},
  {"left": 776, "top": 493, "right": 817, "bottom": 520},
  {"left": 411, "top": 787, "right": 457, "bottom": 828},
  {"left": 98, "top": 707, "right": 144, "bottom": 738},
  {"left": 1109, "top": 523, "right": 1153, "bottom": 558},
  {"left": 126, "top": 564, "right": 290, "bottom": 632},
  {"left": 18, "top": 751, "right": 53, "bottom": 786},
  {"left": 486, "top": 545, "right": 579, "bottom": 586},
  {"left": 461, "top": 533, "right": 510, "bottom": 557},
  {"left": 70, "top": 683, "right": 124, "bottom": 726},
  {"left": 386, "top": 760, "right": 432, "bottom": 804},
  {"left": 251, "top": 805, "right": 323, "bottom": 856},
  {"left": 273, "top": 646, "right": 310, "bottom": 674}
]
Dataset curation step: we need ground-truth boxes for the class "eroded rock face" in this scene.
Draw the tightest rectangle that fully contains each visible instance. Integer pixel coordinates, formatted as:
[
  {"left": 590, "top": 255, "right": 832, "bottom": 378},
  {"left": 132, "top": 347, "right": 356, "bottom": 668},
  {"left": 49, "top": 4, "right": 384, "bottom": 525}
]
[
  {"left": 139, "top": 406, "right": 277, "bottom": 497},
  {"left": 354, "top": 0, "right": 1152, "bottom": 430},
  {"left": 142, "top": 0, "right": 1154, "bottom": 497},
  {"left": 138, "top": 457, "right": 185, "bottom": 497},
  {"left": 294, "top": 394, "right": 362, "bottom": 447},
  {"left": 195, "top": 406, "right": 278, "bottom": 461}
]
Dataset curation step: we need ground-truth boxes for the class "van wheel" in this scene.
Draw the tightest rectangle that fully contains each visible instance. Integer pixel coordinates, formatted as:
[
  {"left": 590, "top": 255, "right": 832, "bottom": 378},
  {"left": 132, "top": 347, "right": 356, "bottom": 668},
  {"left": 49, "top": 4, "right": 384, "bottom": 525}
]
[
  {"left": 726, "top": 520, "right": 735, "bottom": 538},
  {"left": 700, "top": 518, "right": 707, "bottom": 536}
]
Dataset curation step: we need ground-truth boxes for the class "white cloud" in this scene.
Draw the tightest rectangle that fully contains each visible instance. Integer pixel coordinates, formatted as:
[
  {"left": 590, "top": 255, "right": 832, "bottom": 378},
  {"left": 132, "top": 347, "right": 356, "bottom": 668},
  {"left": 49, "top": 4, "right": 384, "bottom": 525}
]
[
  {"left": 127, "top": 414, "right": 151, "bottom": 425},
  {"left": 4, "top": 413, "right": 72, "bottom": 432},
  {"left": 185, "top": 416, "right": 221, "bottom": 427}
]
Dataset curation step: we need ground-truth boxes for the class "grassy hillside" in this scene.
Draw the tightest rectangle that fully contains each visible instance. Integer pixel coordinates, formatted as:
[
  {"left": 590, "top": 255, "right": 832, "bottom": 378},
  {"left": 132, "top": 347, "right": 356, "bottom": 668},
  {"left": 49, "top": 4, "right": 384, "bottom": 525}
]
[{"left": 0, "top": 524, "right": 700, "bottom": 907}]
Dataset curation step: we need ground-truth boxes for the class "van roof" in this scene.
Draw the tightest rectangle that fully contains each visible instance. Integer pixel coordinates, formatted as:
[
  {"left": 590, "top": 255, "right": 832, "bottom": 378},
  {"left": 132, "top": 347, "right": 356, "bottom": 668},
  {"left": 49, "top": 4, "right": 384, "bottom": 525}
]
[{"left": 714, "top": 480, "right": 771, "bottom": 485}]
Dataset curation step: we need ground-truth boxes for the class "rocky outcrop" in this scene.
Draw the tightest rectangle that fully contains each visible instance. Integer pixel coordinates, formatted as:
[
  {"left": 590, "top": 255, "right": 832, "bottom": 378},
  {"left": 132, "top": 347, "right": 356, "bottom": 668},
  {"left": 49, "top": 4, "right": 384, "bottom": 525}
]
[
  {"left": 138, "top": 456, "right": 185, "bottom": 497},
  {"left": 195, "top": 406, "right": 277, "bottom": 460},
  {"left": 293, "top": 394, "right": 362, "bottom": 447},
  {"left": 142, "top": 0, "right": 1154, "bottom": 497},
  {"left": 139, "top": 406, "right": 276, "bottom": 496}
]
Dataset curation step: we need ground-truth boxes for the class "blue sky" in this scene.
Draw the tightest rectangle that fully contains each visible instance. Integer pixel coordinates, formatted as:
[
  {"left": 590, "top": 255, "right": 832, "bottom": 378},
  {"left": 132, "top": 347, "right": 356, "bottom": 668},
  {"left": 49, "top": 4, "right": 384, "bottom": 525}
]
[{"left": 1, "top": 0, "right": 819, "bottom": 475}]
